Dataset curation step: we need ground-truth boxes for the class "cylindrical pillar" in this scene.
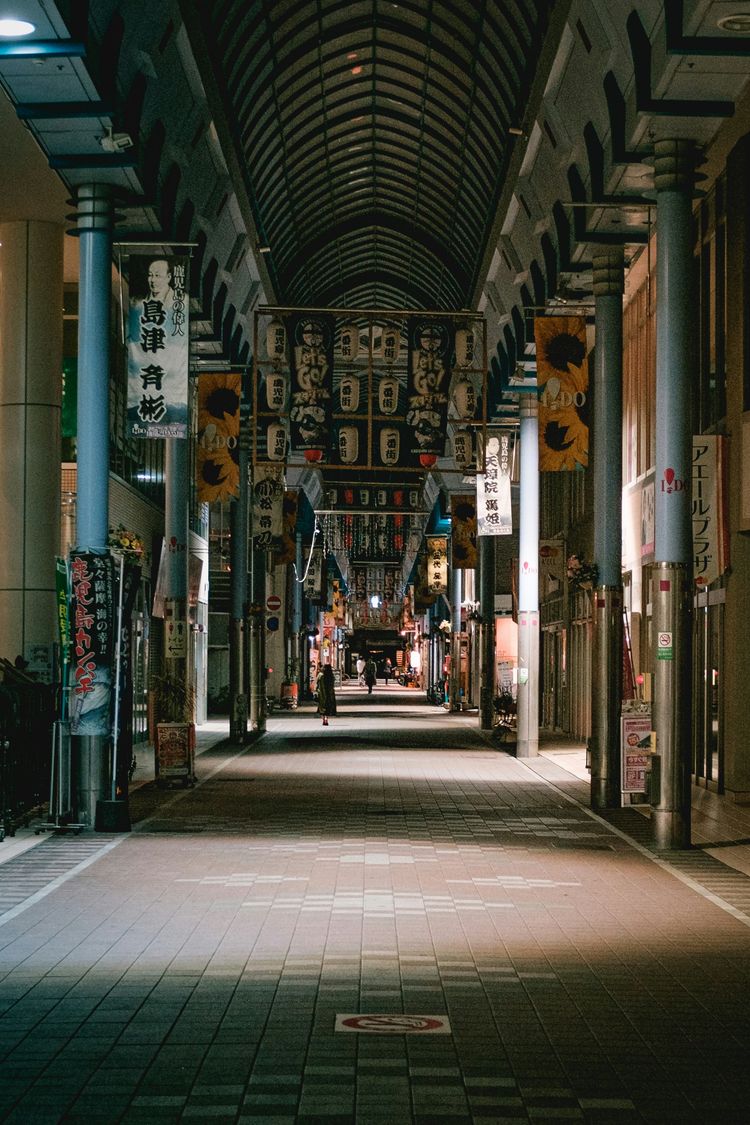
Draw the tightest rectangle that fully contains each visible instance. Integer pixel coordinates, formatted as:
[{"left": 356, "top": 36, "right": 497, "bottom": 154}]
[
  {"left": 0, "top": 221, "right": 64, "bottom": 657},
  {"left": 73, "top": 186, "right": 113, "bottom": 827},
  {"left": 449, "top": 567, "right": 462, "bottom": 710},
  {"left": 652, "top": 140, "right": 696, "bottom": 848},
  {"left": 290, "top": 531, "right": 303, "bottom": 690},
  {"left": 517, "top": 394, "right": 539, "bottom": 757},
  {"left": 249, "top": 546, "right": 267, "bottom": 731},
  {"left": 163, "top": 437, "right": 191, "bottom": 720},
  {"left": 479, "top": 533, "right": 496, "bottom": 730},
  {"left": 590, "top": 247, "right": 625, "bottom": 808},
  {"left": 229, "top": 445, "right": 248, "bottom": 741}
]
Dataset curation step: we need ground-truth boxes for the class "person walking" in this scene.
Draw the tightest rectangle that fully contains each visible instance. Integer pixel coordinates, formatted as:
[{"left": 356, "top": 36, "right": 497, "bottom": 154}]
[
  {"left": 356, "top": 655, "right": 366, "bottom": 686},
  {"left": 364, "top": 657, "right": 377, "bottom": 695},
  {"left": 383, "top": 657, "right": 392, "bottom": 684},
  {"left": 316, "top": 663, "right": 337, "bottom": 725}
]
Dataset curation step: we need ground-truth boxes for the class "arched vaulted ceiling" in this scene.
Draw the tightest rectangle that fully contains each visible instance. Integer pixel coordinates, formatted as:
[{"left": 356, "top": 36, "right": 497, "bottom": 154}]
[{"left": 200, "top": 0, "right": 554, "bottom": 311}]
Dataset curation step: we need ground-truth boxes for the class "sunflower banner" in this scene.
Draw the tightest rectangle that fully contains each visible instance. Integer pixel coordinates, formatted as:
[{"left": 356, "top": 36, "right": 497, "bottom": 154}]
[
  {"left": 196, "top": 373, "right": 241, "bottom": 502},
  {"left": 451, "top": 494, "right": 477, "bottom": 569},
  {"left": 535, "top": 316, "right": 589, "bottom": 471}
]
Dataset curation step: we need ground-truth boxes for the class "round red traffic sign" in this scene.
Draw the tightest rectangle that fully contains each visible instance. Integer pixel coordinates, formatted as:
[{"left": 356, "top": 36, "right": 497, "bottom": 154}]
[{"left": 266, "top": 594, "right": 281, "bottom": 613}]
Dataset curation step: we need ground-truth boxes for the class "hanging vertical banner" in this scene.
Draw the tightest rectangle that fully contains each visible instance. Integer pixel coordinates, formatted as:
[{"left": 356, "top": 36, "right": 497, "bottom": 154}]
[
  {"left": 452, "top": 495, "right": 477, "bottom": 569},
  {"left": 414, "top": 550, "right": 437, "bottom": 609},
  {"left": 289, "top": 314, "right": 334, "bottom": 455},
  {"left": 304, "top": 548, "right": 324, "bottom": 602},
  {"left": 383, "top": 566, "right": 398, "bottom": 604},
  {"left": 477, "top": 434, "right": 512, "bottom": 535},
  {"left": 352, "top": 566, "right": 368, "bottom": 603},
  {"left": 253, "top": 465, "right": 285, "bottom": 551},
  {"left": 68, "top": 551, "right": 114, "bottom": 735},
  {"left": 127, "top": 253, "right": 190, "bottom": 438},
  {"left": 273, "top": 491, "right": 299, "bottom": 566},
  {"left": 535, "top": 315, "right": 589, "bottom": 470},
  {"left": 693, "top": 435, "right": 729, "bottom": 586},
  {"left": 196, "top": 373, "right": 241, "bottom": 502},
  {"left": 406, "top": 318, "right": 453, "bottom": 459},
  {"left": 426, "top": 535, "right": 448, "bottom": 595}
]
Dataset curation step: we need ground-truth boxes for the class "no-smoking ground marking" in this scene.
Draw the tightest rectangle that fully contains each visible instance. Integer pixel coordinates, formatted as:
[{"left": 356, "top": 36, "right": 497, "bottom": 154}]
[{"left": 335, "top": 1013, "right": 451, "bottom": 1034}]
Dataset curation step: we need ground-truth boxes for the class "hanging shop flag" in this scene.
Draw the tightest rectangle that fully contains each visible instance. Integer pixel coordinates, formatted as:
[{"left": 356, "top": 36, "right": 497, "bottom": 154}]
[
  {"left": 406, "top": 318, "right": 453, "bottom": 460},
  {"left": 127, "top": 252, "right": 189, "bottom": 438},
  {"left": 414, "top": 550, "right": 437, "bottom": 609},
  {"left": 252, "top": 465, "right": 284, "bottom": 551},
  {"left": 383, "top": 566, "right": 398, "bottom": 604},
  {"left": 352, "top": 566, "right": 368, "bottom": 603},
  {"left": 452, "top": 495, "right": 478, "bottom": 569},
  {"left": 693, "top": 435, "right": 729, "bottom": 586},
  {"left": 535, "top": 315, "right": 589, "bottom": 471},
  {"left": 477, "top": 433, "right": 512, "bottom": 535},
  {"left": 288, "top": 314, "right": 334, "bottom": 456},
  {"left": 273, "top": 491, "right": 299, "bottom": 566},
  {"left": 68, "top": 551, "right": 114, "bottom": 736},
  {"left": 303, "top": 547, "right": 323, "bottom": 603},
  {"left": 196, "top": 372, "right": 241, "bottom": 503},
  {"left": 426, "top": 535, "right": 448, "bottom": 595}
]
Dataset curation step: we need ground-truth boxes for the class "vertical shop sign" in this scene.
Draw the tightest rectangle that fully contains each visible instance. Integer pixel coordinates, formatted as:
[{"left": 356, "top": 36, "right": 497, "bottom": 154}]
[
  {"left": 273, "top": 491, "right": 299, "bottom": 566},
  {"left": 252, "top": 465, "right": 284, "bottom": 550},
  {"left": 68, "top": 551, "right": 114, "bottom": 735},
  {"left": 406, "top": 318, "right": 452, "bottom": 459},
  {"left": 304, "top": 548, "right": 324, "bottom": 602},
  {"left": 196, "top": 373, "right": 241, "bottom": 503},
  {"left": 477, "top": 434, "right": 512, "bottom": 535},
  {"left": 451, "top": 495, "right": 477, "bottom": 569},
  {"left": 426, "top": 535, "right": 448, "bottom": 595},
  {"left": 693, "top": 435, "right": 729, "bottom": 586},
  {"left": 535, "top": 315, "right": 589, "bottom": 470},
  {"left": 127, "top": 253, "right": 189, "bottom": 438},
  {"left": 289, "top": 314, "right": 334, "bottom": 455}
]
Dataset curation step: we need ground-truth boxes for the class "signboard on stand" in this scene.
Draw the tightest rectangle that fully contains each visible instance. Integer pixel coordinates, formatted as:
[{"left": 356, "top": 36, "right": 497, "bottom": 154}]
[{"left": 621, "top": 713, "right": 652, "bottom": 793}]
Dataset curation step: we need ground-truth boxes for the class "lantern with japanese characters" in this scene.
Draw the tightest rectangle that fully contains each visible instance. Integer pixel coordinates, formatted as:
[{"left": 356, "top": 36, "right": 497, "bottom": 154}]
[
  {"left": 380, "top": 426, "right": 400, "bottom": 465},
  {"left": 265, "top": 371, "right": 287, "bottom": 412},
  {"left": 266, "top": 422, "right": 288, "bottom": 462},
  {"left": 339, "top": 373, "right": 360, "bottom": 413},
  {"left": 452, "top": 427, "right": 473, "bottom": 469},
  {"left": 266, "top": 317, "right": 286, "bottom": 362},
  {"left": 452, "top": 377, "right": 476, "bottom": 420},
  {"left": 338, "top": 323, "right": 360, "bottom": 362},
  {"left": 382, "top": 326, "right": 400, "bottom": 365},
  {"left": 338, "top": 425, "right": 359, "bottom": 464},
  {"left": 454, "top": 325, "right": 476, "bottom": 369},
  {"left": 378, "top": 375, "right": 399, "bottom": 415}
]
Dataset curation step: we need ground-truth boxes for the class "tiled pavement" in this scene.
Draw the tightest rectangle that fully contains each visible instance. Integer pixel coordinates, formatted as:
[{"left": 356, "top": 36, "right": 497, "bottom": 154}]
[{"left": 1, "top": 689, "right": 750, "bottom": 1123}]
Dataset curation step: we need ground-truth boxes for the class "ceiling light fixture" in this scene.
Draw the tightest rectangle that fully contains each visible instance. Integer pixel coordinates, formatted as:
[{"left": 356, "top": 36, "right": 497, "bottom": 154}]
[
  {"left": 717, "top": 13, "right": 750, "bottom": 31},
  {"left": 0, "top": 17, "right": 35, "bottom": 36},
  {"left": 257, "top": 244, "right": 271, "bottom": 254},
  {"left": 508, "top": 125, "right": 525, "bottom": 137},
  {"left": 351, "top": 65, "right": 363, "bottom": 74}
]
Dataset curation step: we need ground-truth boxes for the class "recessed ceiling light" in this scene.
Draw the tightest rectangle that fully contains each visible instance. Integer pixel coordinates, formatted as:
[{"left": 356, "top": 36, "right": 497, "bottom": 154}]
[
  {"left": 717, "top": 13, "right": 750, "bottom": 31},
  {"left": 351, "top": 65, "right": 363, "bottom": 75},
  {"left": 0, "top": 18, "right": 35, "bottom": 36},
  {"left": 347, "top": 51, "right": 358, "bottom": 60}
]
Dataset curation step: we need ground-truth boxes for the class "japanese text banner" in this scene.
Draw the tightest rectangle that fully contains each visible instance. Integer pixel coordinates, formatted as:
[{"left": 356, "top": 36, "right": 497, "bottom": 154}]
[
  {"left": 477, "top": 433, "right": 512, "bottom": 535},
  {"left": 693, "top": 435, "right": 729, "bottom": 586},
  {"left": 535, "top": 315, "right": 589, "bottom": 471},
  {"left": 127, "top": 253, "right": 190, "bottom": 438},
  {"left": 69, "top": 551, "right": 114, "bottom": 736}
]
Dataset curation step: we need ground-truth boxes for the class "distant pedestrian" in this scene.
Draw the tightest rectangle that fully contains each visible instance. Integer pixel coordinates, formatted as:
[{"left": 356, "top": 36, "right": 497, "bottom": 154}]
[
  {"left": 383, "top": 657, "right": 392, "bottom": 684},
  {"left": 316, "top": 664, "right": 337, "bottom": 725},
  {"left": 364, "top": 657, "right": 377, "bottom": 694},
  {"left": 356, "top": 656, "right": 366, "bottom": 686}
]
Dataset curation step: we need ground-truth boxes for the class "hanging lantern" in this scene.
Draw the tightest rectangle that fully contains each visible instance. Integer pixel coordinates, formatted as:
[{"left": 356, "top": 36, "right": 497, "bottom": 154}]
[
  {"left": 266, "top": 422, "right": 287, "bottom": 462},
  {"left": 382, "top": 326, "right": 400, "bottom": 365},
  {"left": 304, "top": 448, "right": 323, "bottom": 463},
  {"left": 452, "top": 428, "right": 473, "bottom": 469},
  {"left": 378, "top": 375, "right": 399, "bottom": 415},
  {"left": 339, "top": 373, "right": 360, "bottom": 413},
  {"left": 419, "top": 452, "right": 437, "bottom": 468},
  {"left": 452, "top": 377, "right": 476, "bottom": 419},
  {"left": 454, "top": 325, "right": 476, "bottom": 368},
  {"left": 338, "top": 425, "right": 359, "bottom": 464},
  {"left": 265, "top": 317, "right": 286, "bottom": 361},
  {"left": 265, "top": 371, "right": 288, "bottom": 412},
  {"left": 380, "top": 426, "right": 400, "bottom": 465},
  {"left": 339, "top": 323, "right": 360, "bottom": 362}
]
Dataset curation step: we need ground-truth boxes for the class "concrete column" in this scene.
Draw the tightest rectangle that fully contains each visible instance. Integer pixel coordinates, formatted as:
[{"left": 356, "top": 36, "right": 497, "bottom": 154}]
[
  {"left": 449, "top": 566, "right": 462, "bottom": 710},
  {"left": 590, "top": 247, "right": 625, "bottom": 809},
  {"left": 652, "top": 139, "right": 697, "bottom": 849},
  {"left": 73, "top": 186, "right": 113, "bottom": 827},
  {"left": 164, "top": 437, "right": 191, "bottom": 718},
  {"left": 0, "top": 221, "right": 63, "bottom": 657},
  {"left": 517, "top": 394, "right": 539, "bottom": 757},
  {"left": 249, "top": 545, "right": 267, "bottom": 731},
  {"left": 229, "top": 444, "right": 248, "bottom": 741},
  {"left": 479, "top": 533, "right": 496, "bottom": 730}
]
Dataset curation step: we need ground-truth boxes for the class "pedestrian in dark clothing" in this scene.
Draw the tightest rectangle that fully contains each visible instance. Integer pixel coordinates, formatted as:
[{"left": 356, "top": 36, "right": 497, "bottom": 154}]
[
  {"left": 364, "top": 658, "right": 377, "bottom": 694},
  {"left": 316, "top": 664, "right": 337, "bottom": 725}
]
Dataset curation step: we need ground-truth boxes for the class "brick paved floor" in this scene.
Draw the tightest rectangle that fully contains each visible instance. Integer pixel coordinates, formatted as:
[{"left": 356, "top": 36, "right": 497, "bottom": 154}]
[{"left": 1, "top": 689, "right": 750, "bottom": 1123}]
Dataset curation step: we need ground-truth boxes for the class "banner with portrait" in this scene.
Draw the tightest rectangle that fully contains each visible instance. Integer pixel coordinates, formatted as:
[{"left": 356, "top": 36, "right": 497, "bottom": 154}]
[
  {"left": 535, "top": 315, "right": 589, "bottom": 471},
  {"left": 477, "top": 433, "right": 512, "bottom": 535},
  {"left": 451, "top": 494, "right": 477, "bottom": 569},
  {"left": 127, "top": 252, "right": 190, "bottom": 438},
  {"left": 406, "top": 318, "right": 453, "bottom": 460},
  {"left": 196, "top": 373, "right": 241, "bottom": 503},
  {"left": 69, "top": 551, "right": 114, "bottom": 736},
  {"left": 288, "top": 313, "right": 335, "bottom": 455}
]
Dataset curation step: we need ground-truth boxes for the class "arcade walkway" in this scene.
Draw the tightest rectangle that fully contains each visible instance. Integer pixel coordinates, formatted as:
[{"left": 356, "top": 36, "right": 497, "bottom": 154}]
[{"left": 1, "top": 689, "right": 750, "bottom": 1124}]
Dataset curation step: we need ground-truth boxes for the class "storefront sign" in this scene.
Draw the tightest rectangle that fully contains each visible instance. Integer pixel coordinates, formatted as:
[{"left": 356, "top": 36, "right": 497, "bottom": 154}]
[
  {"left": 693, "top": 435, "right": 729, "bottom": 586},
  {"left": 127, "top": 253, "right": 189, "bottom": 438}
]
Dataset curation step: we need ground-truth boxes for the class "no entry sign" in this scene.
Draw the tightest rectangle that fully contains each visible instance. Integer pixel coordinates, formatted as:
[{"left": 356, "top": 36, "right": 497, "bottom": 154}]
[{"left": 266, "top": 594, "right": 281, "bottom": 613}]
